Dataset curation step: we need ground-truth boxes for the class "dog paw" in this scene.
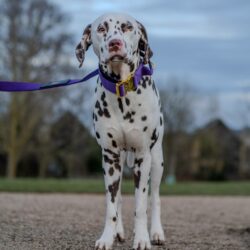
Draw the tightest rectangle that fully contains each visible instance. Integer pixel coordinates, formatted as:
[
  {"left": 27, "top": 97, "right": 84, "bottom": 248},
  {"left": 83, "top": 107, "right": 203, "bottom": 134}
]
[
  {"left": 95, "top": 237, "right": 113, "bottom": 250},
  {"left": 150, "top": 232, "right": 165, "bottom": 245},
  {"left": 133, "top": 235, "right": 151, "bottom": 250}
]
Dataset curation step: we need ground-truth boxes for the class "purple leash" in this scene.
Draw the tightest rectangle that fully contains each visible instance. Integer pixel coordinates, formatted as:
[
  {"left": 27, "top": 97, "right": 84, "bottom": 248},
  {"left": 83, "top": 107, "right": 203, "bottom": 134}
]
[
  {"left": 0, "top": 69, "right": 99, "bottom": 92},
  {"left": 0, "top": 63, "right": 153, "bottom": 96}
]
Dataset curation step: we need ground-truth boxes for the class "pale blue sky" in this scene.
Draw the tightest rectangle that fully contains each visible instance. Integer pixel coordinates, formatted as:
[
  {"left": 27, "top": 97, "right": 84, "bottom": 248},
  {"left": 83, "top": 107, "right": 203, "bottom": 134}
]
[{"left": 53, "top": 0, "right": 250, "bottom": 129}]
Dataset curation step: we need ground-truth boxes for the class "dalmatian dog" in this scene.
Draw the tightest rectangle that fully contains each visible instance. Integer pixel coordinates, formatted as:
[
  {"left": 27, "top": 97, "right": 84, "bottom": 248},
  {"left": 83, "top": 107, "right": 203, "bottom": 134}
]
[{"left": 76, "top": 13, "right": 165, "bottom": 250}]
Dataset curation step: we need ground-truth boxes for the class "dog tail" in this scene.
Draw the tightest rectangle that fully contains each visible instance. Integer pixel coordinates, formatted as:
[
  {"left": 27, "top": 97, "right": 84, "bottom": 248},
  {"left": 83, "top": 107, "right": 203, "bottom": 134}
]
[{"left": 126, "top": 152, "right": 135, "bottom": 168}]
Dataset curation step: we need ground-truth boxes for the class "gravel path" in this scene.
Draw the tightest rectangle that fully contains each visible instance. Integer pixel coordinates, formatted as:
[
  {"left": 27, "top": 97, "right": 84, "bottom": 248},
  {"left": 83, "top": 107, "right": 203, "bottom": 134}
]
[{"left": 0, "top": 194, "right": 250, "bottom": 250}]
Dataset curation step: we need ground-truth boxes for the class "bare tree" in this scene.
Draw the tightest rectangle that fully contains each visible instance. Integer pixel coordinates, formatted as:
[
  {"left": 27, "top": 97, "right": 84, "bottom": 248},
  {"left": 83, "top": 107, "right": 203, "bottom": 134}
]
[
  {"left": 0, "top": 0, "right": 73, "bottom": 178},
  {"left": 160, "top": 77, "right": 195, "bottom": 182}
]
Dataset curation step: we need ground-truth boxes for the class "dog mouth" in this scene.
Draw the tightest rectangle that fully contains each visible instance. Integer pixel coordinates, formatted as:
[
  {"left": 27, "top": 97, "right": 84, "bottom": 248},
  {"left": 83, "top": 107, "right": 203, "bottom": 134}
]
[
  {"left": 109, "top": 55, "right": 126, "bottom": 62},
  {"left": 107, "top": 54, "right": 127, "bottom": 62}
]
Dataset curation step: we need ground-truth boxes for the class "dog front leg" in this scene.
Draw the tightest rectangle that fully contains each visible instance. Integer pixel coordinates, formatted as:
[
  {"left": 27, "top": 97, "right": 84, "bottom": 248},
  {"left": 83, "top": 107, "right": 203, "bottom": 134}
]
[
  {"left": 95, "top": 149, "right": 122, "bottom": 250},
  {"left": 133, "top": 153, "right": 151, "bottom": 250}
]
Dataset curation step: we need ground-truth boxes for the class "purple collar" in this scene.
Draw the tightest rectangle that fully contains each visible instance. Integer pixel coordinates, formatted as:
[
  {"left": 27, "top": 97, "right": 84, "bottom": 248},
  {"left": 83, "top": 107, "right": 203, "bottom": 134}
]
[{"left": 98, "top": 63, "right": 153, "bottom": 97}]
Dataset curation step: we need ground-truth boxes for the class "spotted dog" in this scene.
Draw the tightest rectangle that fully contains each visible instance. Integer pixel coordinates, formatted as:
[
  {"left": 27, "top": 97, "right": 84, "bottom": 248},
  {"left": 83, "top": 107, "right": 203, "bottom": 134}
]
[{"left": 76, "top": 13, "right": 165, "bottom": 250}]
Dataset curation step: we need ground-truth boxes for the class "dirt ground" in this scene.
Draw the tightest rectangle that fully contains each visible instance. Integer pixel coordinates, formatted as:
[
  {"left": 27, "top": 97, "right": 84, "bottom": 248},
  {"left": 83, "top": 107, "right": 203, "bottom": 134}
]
[{"left": 0, "top": 194, "right": 249, "bottom": 250}]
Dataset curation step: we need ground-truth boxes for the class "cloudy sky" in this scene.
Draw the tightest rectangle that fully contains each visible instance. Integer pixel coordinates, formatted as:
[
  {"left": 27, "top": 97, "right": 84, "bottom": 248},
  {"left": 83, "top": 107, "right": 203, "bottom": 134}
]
[{"left": 53, "top": 0, "right": 250, "bottom": 129}]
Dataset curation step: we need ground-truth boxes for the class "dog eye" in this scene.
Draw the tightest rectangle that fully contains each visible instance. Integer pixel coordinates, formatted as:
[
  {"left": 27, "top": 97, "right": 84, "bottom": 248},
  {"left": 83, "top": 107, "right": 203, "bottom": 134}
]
[
  {"left": 127, "top": 22, "right": 133, "bottom": 31},
  {"left": 97, "top": 25, "right": 105, "bottom": 33},
  {"left": 121, "top": 22, "right": 133, "bottom": 32}
]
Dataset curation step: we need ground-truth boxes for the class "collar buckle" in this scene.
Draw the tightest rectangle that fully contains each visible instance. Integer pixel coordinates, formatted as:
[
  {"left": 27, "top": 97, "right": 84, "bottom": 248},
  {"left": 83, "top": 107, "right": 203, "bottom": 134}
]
[{"left": 115, "top": 74, "right": 135, "bottom": 97}]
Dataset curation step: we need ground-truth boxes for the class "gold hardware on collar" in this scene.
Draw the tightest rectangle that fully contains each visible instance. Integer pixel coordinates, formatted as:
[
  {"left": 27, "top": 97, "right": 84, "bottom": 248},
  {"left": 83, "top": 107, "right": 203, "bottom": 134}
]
[{"left": 115, "top": 73, "right": 135, "bottom": 97}]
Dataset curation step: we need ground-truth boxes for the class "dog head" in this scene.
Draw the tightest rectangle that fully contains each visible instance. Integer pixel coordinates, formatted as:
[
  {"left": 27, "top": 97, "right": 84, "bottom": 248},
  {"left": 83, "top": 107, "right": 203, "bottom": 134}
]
[{"left": 75, "top": 13, "right": 153, "bottom": 80}]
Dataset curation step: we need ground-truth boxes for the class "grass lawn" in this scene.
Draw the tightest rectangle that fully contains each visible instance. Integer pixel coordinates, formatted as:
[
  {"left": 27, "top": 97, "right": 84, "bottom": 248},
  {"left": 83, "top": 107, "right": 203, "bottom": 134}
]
[{"left": 0, "top": 178, "right": 250, "bottom": 195}]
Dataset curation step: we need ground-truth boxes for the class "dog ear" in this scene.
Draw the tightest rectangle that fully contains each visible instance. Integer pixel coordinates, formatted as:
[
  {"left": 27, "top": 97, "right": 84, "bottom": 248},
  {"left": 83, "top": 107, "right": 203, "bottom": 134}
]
[
  {"left": 75, "top": 24, "right": 92, "bottom": 68},
  {"left": 137, "top": 21, "right": 153, "bottom": 65}
]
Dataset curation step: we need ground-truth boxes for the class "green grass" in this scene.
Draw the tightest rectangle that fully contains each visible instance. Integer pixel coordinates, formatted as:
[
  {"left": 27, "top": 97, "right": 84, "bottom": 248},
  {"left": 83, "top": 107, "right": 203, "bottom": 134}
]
[{"left": 0, "top": 178, "right": 250, "bottom": 195}]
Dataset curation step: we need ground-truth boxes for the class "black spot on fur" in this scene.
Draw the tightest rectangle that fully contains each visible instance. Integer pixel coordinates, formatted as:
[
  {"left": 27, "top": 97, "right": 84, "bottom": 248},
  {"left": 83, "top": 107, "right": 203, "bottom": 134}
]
[
  {"left": 96, "top": 132, "right": 100, "bottom": 139},
  {"left": 109, "top": 167, "right": 114, "bottom": 176},
  {"left": 143, "top": 126, "right": 148, "bottom": 132},
  {"left": 141, "top": 116, "right": 147, "bottom": 121},
  {"left": 107, "top": 133, "right": 113, "bottom": 138},
  {"left": 137, "top": 88, "right": 141, "bottom": 94},
  {"left": 123, "top": 112, "right": 132, "bottom": 120},
  {"left": 108, "top": 177, "right": 120, "bottom": 203},
  {"left": 135, "top": 158, "right": 143, "bottom": 167},
  {"left": 104, "top": 154, "right": 113, "bottom": 164},
  {"left": 113, "top": 217, "right": 117, "bottom": 222},
  {"left": 112, "top": 140, "right": 117, "bottom": 148},
  {"left": 114, "top": 163, "right": 121, "bottom": 172},
  {"left": 104, "top": 148, "right": 119, "bottom": 158},
  {"left": 143, "top": 188, "right": 146, "bottom": 192},
  {"left": 117, "top": 98, "right": 124, "bottom": 113},
  {"left": 125, "top": 98, "right": 130, "bottom": 106},
  {"left": 103, "top": 108, "right": 111, "bottom": 118},
  {"left": 134, "top": 170, "right": 141, "bottom": 189},
  {"left": 160, "top": 116, "right": 163, "bottom": 126},
  {"left": 141, "top": 79, "right": 147, "bottom": 89},
  {"left": 150, "top": 128, "right": 159, "bottom": 150}
]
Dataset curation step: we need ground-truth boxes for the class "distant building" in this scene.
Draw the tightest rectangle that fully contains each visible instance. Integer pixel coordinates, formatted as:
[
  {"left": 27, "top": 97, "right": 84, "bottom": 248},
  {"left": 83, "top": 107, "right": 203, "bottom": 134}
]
[{"left": 171, "top": 119, "right": 250, "bottom": 180}]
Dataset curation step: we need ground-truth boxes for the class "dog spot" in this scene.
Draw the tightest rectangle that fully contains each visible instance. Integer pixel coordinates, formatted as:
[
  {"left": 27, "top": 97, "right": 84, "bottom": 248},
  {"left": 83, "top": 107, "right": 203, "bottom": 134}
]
[
  {"left": 104, "top": 21, "right": 109, "bottom": 32},
  {"left": 93, "top": 113, "right": 98, "bottom": 122},
  {"left": 107, "top": 133, "right": 113, "bottom": 138},
  {"left": 150, "top": 128, "right": 159, "bottom": 150},
  {"left": 108, "top": 177, "right": 120, "bottom": 203},
  {"left": 141, "top": 79, "right": 147, "bottom": 89},
  {"left": 160, "top": 116, "right": 163, "bottom": 126},
  {"left": 96, "top": 132, "right": 100, "bottom": 139},
  {"left": 114, "top": 163, "right": 121, "bottom": 172},
  {"left": 137, "top": 88, "right": 141, "bottom": 94},
  {"left": 131, "top": 147, "right": 136, "bottom": 152},
  {"left": 141, "top": 116, "right": 147, "bottom": 121},
  {"left": 143, "top": 188, "right": 146, "bottom": 192},
  {"left": 117, "top": 98, "right": 124, "bottom": 113},
  {"left": 135, "top": 158, "right": 143, "bottom": 168},
  {"left": 104, "top": 148, "right": 119, "bottom": 158},
  {"left": 134, "top": 170, "right": 141, "bottom": 189},
  {"left": 125, "top": 98, "right": 130, "bottom": 106},
  {"left": 103, "top": 108, "right": 111, "bottom": 118},
  {"left": 143, "top": 126, "right": 148, "bottom": 132},
  {"left": 109, "top": 167, "right": 114, "bottom": 176},
  {"left": 103, "top": 154, "right": 113, "bottom": 164},
  {"left": 161, "top": 162, "right": 164, "bottom": 167},
  {"left": 112, "top": 140, "right": 117, "bottom": 148},
  {"left": 113, "top": 217, "right": 117, "bottom": 222}
]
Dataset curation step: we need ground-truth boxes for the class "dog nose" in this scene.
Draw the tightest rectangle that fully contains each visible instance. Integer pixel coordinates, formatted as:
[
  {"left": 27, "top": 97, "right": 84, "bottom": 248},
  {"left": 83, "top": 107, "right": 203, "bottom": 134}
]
[{"left": 108, "top": 39, "right": 123, "bottom": 50}]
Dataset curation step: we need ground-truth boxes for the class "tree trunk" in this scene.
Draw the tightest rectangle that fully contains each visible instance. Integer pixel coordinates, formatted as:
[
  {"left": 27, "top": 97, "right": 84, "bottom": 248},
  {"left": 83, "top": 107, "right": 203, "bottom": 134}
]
[
  {"left": 6, "top": 96, "right": 19, "bottom": 179},
  {"left": 7, "top": 147, "right": 18, "bottom": 178}
]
